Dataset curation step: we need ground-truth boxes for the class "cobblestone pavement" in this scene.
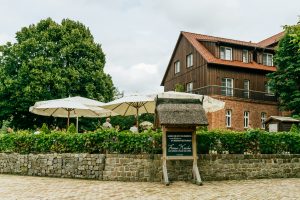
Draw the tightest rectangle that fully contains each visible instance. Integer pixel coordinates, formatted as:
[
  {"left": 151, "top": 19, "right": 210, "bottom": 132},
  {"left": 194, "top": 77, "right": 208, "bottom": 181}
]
[{"left": 0, "top": 174, "right": 300, "bottom": 200}]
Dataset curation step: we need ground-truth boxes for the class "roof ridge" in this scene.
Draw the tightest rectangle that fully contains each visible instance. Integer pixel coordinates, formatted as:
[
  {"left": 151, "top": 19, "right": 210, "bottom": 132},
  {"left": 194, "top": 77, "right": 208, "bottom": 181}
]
[
  {"left": 257, "top": 31, "right": 285, "bottom": 46},
  {"left": 181, "top": 31, "right": 276, "bottom": 72},
  {"left": 181, "top": 31, "right": 258, "bottom": 45}
]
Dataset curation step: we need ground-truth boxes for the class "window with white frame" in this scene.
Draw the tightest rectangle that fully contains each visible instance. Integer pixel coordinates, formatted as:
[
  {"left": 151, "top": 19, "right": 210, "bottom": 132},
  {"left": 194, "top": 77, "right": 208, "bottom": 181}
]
[
  {"left": 221, "top": 78, "right": 233, "bottom": 96},
  {"left": 220, "top": 46, "right": 232, "bottom": 61},
  {"left": 186, "top": 53, "right": 193, "bottom": 68},
  {"left": 244, "top": 111, "right": 250, "bottom": 128},
  {"left": 244, "top": 80, "right": 250, "bottom": 98},
  {"left": 186, "top": 82, "right": 193, "bottom": 93},
  {"left": 242, "top": 50, "right": 249, "bottom": 63},
  {"left": 174, "top": 61, "right": 180, "bottom": 74},
  {"left": 261, "top": 112, "right": 266, "bottom": 129},
  {"left": 226, "top": 110, "right": 232, "bottom": 128},
  {"left": 263, "top": 53, "right": 273, "bottom": 66}
]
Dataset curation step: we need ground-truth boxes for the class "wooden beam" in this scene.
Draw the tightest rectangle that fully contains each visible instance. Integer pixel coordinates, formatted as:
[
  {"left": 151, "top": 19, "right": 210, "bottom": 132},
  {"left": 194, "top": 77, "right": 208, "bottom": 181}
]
[
  {"left": 162, "top": 126, "right": 170, "bottom": 185},
  {"left": 192, "top": 131, "right": 202, "bottom": 185}
]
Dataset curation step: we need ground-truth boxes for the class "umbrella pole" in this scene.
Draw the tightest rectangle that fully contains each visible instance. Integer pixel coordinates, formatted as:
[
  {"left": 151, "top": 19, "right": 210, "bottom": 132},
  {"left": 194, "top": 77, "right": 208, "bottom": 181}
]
[
  {"left": 67, "top": 110, "right": 70, "bottom": 129},
  {"left": 76, "top": 116, "right": 79, "bottom": 133},
  {"left": 136, "top": 107, "right": 139, "bottom": 128}
]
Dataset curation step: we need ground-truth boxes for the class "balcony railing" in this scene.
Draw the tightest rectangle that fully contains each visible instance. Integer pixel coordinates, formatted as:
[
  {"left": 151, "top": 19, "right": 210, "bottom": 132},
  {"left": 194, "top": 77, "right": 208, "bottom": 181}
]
[{"left": 192, "top": 85, "right": 277, "bottom": 102}]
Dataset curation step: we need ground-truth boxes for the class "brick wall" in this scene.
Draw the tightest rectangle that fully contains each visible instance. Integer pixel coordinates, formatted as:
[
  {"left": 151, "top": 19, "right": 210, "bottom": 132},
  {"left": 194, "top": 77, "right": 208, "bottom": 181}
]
[
  {"left": 207, "top": 98, "right": 279, "bottom": 131},
  {"left": 1, "top": 153, "right": 300, "bottom": 182}
]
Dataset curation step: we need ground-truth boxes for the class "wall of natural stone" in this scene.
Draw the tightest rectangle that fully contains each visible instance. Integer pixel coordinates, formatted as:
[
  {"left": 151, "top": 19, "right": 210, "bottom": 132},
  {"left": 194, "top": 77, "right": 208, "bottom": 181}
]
[
  {"left": 103, "top": 154, "right": 162, "bottom": 182},
  {"left": 198, "top": 154, "right": 300, "bottom": 181},
  {"left": 1, "top": 153, "right": 300, "bottom": 182},
  {"left": 0, "top": 153, "right": 105, "bottom": 179}
]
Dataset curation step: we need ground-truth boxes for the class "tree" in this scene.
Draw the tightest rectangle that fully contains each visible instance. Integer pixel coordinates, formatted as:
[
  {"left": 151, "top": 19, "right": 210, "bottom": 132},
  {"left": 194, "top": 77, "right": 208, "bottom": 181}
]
[
  {"left": 268, "top": 24, "right": 300, "bottom": 115},
  {"left": 0, "top": 18, "right": 115, "bottom": 129}
]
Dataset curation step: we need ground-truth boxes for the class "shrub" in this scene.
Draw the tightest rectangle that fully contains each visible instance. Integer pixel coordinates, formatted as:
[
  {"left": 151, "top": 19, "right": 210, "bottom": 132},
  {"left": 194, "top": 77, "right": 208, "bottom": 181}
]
[
  {"left": 197, "top": 129, "right": 300, "bottom": 154},
  {"left": 1, "top": 129, "right": 300, "bottom": 154},
  {"left": 67, "top": 123, "right": 76, "bottom": 134},
  {"left": 197, "top": 130, "right": 246, "bottom": 154},
  {"left": 0, "top": 129, "right": 162, "bottom": 154},
  {"left": 290, "top": 124, "right": 299, "bottom": 132},
  {"left": 40, "top": 123, "right": 50, "bottom": 134}
]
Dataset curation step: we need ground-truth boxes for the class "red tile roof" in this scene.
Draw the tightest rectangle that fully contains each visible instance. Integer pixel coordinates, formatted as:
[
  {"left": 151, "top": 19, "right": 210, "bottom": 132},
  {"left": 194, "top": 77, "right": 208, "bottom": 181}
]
[
  {"left": 182, "top": 31, "right": 277, "bottom": 72},
  {"left": 184, "top": 31, "right": 261, "bottom": 48},
  {"left": 257, "top": 31, "right": 285, "bottom": 47}
]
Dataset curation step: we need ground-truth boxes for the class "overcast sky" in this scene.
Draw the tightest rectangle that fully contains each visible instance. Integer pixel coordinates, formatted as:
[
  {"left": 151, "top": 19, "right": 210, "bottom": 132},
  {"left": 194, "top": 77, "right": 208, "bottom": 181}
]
[{"left": 0, "top": 0, "right": 299, "bottom": 95}]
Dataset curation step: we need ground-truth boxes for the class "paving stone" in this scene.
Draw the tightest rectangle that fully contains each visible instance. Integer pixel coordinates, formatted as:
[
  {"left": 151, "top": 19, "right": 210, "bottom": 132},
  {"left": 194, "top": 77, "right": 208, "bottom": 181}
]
[{"left": 0, "top": 174, "right": 300, "bottom": 199}]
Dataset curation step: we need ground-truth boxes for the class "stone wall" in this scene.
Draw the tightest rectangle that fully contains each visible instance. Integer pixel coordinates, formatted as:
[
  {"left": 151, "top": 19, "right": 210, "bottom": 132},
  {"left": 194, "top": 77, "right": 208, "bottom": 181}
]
[
  {"left": 199, "top": 154, "right": 300, "bottom": 181},
  {"left": 103, "top": 154, "right": 162, "bottom": 182},
  {"left": 0, "top": 153, "right": 105, "bottom": 179},
  {"left": 1, "top": 153, "right": 300, "bottom": 182}
]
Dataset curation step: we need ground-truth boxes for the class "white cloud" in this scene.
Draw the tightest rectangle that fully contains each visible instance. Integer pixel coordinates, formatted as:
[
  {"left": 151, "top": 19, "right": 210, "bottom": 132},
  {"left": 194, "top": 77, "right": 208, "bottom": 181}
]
[
  {"left": 105, "top": 63, "right": 164, "bottom": 95},
  {"left": 0, "top": 34, "right": 14, "bottom": 44},
  {"left": 0, "top": 0, "right": 299, "bottom": 94}
]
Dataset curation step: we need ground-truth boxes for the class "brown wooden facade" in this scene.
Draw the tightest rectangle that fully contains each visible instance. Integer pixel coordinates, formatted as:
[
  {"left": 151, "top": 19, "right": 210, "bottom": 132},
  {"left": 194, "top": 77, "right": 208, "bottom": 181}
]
[
  {"left": 163, "top": 36, "right": 208, "bottom": 91},
  {"left": 161, "top": 31, "right": 283, "bottom": 130}
]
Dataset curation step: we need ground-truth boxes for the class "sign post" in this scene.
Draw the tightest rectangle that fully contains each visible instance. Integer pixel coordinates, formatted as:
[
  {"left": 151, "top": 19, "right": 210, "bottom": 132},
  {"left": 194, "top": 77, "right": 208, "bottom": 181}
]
[
  {"left": 162, "top": 127, "right": 202, "bottom": 186},
  {"left": 155, "top": 97, "right": 208, "bottom": 186}
]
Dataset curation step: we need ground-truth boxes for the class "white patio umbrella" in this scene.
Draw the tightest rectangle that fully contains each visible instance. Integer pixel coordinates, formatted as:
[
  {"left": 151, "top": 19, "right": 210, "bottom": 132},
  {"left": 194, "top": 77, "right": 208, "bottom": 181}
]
[
  {"left": 155, "top": 91, "right": 225, "bottom": 113},
  {"left": 102, "top": 94, "right": 155, "bottom": 127},
  {"left": 30, "top": 96, "right": 117, "bottom": 131},
  {"left": 30, "top": 99, "right": 101, "bottom": 128},
  {"left": 34, "top": 96, "right": 104, "bottom": 108},
  {"left": 64, "top": 96, "right": 105, "bottom": 107},
  {"left": 61, "top": 96, "right": 118, "bottom": 131},
  {"left": 33, "top": 96, "right": 117, "bottom": 117}
]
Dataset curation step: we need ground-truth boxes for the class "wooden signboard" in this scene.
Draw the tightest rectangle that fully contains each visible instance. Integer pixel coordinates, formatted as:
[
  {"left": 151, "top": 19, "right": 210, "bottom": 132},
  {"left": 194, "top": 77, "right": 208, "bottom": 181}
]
[
  {"left": 162, "top": 127, "right": 202, "bottom": 185},
  {"left": 166, "top": 132, "right": 193, "bottom": 156},
  {"left": 156, "top": 97, "right": 207, "bottom": 186}
]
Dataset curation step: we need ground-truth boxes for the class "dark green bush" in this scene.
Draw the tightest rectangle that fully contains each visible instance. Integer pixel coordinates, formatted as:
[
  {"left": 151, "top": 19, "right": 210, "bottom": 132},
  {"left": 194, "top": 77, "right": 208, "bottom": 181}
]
[
  {"left": 197, "top": 129, "right": 300, "bottom": 154},
  {"left": 290, "top": 124, "right": 300, "bottom": 132},
  {"left": 40, "top": 123, "right": 50, "bottom": 134},
  {"left": 197, "top": 130, "right": 246, "bottom": 154},
  {"left": 0, "top": 129, "right": 162, "bottom": 154},
  {"left": 67, "top": 123, "right": 76, "bottom": 134},
  {"left": 1, "top": 129, "right": 300, "bottom": 154}
]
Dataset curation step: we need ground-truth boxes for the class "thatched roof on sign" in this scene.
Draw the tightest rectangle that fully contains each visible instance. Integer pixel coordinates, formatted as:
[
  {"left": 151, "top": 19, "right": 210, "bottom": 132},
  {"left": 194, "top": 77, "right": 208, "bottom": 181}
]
[{"left": 156, "top": 98, "right": 208, "bottom": 126}]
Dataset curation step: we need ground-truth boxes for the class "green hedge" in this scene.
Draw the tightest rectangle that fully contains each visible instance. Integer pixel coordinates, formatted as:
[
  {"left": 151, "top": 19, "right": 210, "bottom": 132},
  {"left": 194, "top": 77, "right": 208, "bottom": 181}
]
[
  {"left": 197, "top": 129, "right": 300, "bottom": 154},
  {"left": 0, "top": 129, "right": 162, "bottom": 154},
  {"left": 1, "top": 129, "right": 300, "bottom": 154}
]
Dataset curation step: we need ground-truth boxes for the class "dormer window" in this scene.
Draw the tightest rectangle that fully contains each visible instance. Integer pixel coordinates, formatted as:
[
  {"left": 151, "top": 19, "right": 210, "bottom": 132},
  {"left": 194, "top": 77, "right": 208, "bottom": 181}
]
[
  {"left": 220, "top": 46, "right": 232, "bottom": 61},
  {"left": 263, "top": 53, "right": 273, "bottom": 66},
  {"left": 174, "top": 61, "right": 180, "bottom": 74},
  {"left": 186, "top": 53, "right": 193, "bottom": 68},
  {"left": 242, "top": 50, "right": 249, "bottom": 63}
]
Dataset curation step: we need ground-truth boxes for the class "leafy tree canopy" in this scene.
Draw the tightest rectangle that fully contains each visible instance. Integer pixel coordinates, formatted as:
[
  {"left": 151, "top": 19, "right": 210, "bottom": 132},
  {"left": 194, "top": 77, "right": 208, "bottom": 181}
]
[
  {"left": 0, "top": 18, "right": 115, "bottom": 129},
  {"left": 268, "top": 23, "right": 300, "bottom": 115}
]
